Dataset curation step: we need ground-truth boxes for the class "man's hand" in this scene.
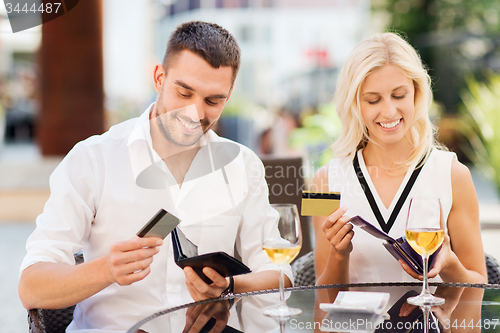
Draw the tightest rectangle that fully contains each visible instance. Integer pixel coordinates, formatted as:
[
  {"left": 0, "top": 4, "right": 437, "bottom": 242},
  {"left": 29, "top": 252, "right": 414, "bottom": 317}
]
[
  {"left": 183, "top": 301, "right": 230, "bottom": 333},
  {"left": 184, "top": 266, "right": 229, "bottom": 301},
  {"left": 106, "top": 236, "right": 163, "bottom": 285},
  {"left": 19, "top": 236, "right": 162, "bottom": 310}
]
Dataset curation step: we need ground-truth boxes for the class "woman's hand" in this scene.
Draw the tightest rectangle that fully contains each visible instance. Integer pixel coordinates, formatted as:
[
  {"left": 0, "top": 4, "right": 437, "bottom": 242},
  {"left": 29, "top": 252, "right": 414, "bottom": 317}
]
[
  {"left": 399, "top": 286, "right": 464, "bottom": 333},
  {"left": 321, "top": 206, "right": 354, "bottom": 255},
  {"left": 429, "top": 286, "right": 464, "bottom": 333},
  {"left": 427, "top": 233, "right": 458, "bottom": 279},
  {"left": 398, "top": 233, "right": 456, "bottom": 280}
]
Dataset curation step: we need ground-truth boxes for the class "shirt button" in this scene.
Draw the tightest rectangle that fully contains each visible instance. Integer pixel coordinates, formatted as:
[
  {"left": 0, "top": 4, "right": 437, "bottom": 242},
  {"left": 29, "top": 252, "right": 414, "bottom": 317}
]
[{"left": 172, "top": 313, "right": 180, "bottom": 319}]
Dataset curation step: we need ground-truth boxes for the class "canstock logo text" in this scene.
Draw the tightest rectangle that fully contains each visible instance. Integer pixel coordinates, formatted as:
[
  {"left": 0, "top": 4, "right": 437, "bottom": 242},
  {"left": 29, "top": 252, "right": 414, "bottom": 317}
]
[{"left": 4, "top": 0, "right": 80, "bottom": 33}]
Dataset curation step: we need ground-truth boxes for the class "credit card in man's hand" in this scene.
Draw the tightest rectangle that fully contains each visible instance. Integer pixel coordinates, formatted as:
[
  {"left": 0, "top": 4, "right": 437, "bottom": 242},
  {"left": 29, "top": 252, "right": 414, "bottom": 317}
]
[
  {"left": 301, "top": 191, "right": 341, "bottom": 216},
  {"left": 137, "top": 209, "right": 180, "bottom": 239}
]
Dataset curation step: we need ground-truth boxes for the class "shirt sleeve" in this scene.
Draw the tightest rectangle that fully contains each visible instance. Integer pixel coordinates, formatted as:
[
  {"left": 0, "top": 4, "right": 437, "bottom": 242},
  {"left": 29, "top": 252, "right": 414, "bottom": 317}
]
[
  {"left": 235, "top": 154, "right": 294, "bottom": 284},
  {"left": 20, "top": 141, "right": 98, "bottom": 275}
]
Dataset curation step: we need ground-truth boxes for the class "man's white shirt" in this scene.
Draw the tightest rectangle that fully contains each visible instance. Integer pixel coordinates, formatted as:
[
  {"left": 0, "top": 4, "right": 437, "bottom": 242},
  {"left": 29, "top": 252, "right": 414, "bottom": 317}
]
[{"left": 21, "top": 105, "right": 290, "bottom": 332}]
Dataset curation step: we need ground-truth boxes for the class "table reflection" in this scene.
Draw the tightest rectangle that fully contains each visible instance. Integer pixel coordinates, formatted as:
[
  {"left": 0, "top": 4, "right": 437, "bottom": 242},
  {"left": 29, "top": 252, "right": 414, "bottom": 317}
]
[
  {"left": 129, "top": 283, "right": 499, "bottom": 333},
  {"left": 313, "top": 284, "right": 484, "bottom": 333},
  {"left": 130, "top": 292, "right": 283, "bottom": 333}
]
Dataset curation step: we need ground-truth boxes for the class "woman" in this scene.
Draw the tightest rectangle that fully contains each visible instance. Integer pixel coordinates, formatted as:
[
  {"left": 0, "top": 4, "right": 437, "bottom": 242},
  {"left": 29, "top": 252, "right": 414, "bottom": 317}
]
[{"left": 313, "top": 33, "right": 487, "bottom": 306}]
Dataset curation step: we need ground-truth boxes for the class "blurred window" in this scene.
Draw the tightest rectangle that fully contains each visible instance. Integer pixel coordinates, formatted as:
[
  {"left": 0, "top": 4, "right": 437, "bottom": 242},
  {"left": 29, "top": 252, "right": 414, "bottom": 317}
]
[
  {"left": 239, "top": 25, "right": 252, "bottom": 42},
  {"left": 262, "top": 0, "right": 273, "bottom": 7},
  {"left": 189, "top": 0, "right": 201, "bottom": 10},
  {"left": 171, "top": 0, "right": 189, "bottom": 14},
  {"left": 223, "top": 0, "right": 239, "bottom": 8},
  {"left": 263, "top": 25, "right": 272, "bottom": 44}
]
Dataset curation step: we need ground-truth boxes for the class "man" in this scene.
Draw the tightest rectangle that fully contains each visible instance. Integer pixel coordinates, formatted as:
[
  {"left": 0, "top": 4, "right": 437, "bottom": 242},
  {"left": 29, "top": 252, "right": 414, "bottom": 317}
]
[{"left": 19, "top": 21, "right": 291, "bottom": 332}]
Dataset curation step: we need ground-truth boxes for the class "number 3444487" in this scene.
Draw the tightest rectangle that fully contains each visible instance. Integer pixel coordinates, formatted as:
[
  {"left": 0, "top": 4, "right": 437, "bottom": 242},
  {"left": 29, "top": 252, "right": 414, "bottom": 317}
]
[
  {"left": 443, "top": 319, "right": 499, "bottom": 330},
  {"left": 5, "top": 2, "right": 62, "bottom": 14}
]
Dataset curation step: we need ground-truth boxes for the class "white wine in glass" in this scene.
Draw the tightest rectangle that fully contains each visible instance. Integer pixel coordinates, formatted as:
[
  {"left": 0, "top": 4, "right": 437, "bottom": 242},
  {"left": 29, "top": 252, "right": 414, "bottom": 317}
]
[
  {"left": 262, "top": 203, "right": 302, "bottom": 319},
  {"left": 406, "top": 229, "right": 445, "bottom": 256},
  {"left": 405, "top": 196, "right": 445, "bottom": 307},
  {"left": 263, "top": 244, "right": 302, "bottom": 265}
]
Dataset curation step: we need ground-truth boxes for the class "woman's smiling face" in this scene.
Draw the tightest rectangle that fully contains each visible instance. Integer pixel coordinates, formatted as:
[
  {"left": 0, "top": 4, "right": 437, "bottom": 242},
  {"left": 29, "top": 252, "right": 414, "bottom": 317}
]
[{"left": 359, "top": 64, "right": 415, "bottom": 147}]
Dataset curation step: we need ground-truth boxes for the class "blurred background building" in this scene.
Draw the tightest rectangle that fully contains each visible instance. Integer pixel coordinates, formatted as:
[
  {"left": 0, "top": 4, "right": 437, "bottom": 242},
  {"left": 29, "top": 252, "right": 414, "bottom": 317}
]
[
  {"left": 156, "top": 0, "right": 369, "bottom": 110},
  {"left": 0, "top": 0, "right": 373, "bottom": 164},
  {"left": 1, "top": 0, "right": 500, "bottom": 166},
  {"left": 154, "top": 0, "right": 370, "bottom": 153},
  {"left": 0, "top": 8, "right": 40, "bottom": 147}
]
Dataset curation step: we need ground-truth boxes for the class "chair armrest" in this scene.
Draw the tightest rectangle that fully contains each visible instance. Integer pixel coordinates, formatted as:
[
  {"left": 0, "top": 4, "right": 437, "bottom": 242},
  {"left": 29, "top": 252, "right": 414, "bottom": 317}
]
[
  {"left": 26, "top": 252, "right": 84, "bottom": 332},
  {"left": 28, "top": 309, "right": 44, "bottom": 333}
]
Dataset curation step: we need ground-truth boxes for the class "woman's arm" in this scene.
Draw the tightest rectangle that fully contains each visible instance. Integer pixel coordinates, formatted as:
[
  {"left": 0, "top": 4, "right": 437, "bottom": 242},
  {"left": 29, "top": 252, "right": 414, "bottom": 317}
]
[
  {"left": 434, "top": 158, "right": 487, "bottom": 283},
  {"left": 401, "top": 158, "right": 488, "bottom": 283},
  {"left": 312, "top": 165, "right": 354, "bottom": 327},
  {"left": 312, "top": 166, "right": 352, "bottom": 289}
]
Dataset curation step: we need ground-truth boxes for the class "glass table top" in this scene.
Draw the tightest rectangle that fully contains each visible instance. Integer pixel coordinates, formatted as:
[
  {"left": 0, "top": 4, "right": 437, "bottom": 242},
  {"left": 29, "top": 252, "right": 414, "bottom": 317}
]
[{"left": 127, "top": 282, "right": 500, "bottom": 333}]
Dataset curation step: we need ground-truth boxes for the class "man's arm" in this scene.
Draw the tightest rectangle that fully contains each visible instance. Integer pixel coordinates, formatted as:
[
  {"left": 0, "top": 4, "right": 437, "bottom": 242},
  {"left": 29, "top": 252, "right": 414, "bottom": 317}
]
[
  {"left": 233, "top": 269, "right": 287, "bottom": 293},
  {"left": 19, "top": 236, "right": 162, "bottom": 310},
  {"left": 183, "top": 266, "right": 286, "bottom": 301}
]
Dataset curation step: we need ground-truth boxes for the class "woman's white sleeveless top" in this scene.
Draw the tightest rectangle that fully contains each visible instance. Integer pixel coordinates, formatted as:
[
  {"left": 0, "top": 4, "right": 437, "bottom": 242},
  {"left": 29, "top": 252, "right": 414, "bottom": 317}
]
[{"left": 328, "top": 149, "right": 456, "bottom": 283}]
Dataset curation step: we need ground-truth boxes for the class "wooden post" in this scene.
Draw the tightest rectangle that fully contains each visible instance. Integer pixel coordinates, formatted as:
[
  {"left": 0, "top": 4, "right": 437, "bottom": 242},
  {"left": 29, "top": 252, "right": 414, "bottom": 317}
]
[{"left": 38, "top": 0, "right": 104, "bottom": 155}]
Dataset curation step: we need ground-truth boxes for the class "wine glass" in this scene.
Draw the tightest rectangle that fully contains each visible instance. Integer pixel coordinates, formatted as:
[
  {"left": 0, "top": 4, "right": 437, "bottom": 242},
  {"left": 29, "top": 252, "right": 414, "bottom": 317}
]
[
  {"left": 262, "top": 203, "right": 303, "bottom": 319},
  {"left": 405, "top": 196, "right": 445, "bottom": 307}
]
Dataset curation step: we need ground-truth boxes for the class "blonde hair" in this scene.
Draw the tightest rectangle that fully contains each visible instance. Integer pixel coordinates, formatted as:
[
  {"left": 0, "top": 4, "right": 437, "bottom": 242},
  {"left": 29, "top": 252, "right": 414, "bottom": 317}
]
[{"left": 332, "top": 32, "right": 441, "bottom": 170}]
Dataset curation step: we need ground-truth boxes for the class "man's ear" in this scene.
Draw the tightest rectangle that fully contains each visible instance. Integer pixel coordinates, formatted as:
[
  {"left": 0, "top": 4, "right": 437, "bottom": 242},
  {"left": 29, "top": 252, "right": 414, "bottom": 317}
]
[{"left": 153, "top": 64, "right": 166, "bottom": 94}]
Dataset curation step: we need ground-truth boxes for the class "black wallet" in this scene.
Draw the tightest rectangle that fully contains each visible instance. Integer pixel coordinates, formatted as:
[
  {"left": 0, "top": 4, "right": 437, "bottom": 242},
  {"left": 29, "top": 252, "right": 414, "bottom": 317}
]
[
  {"left": 350, "top": 216, "right": 439, "bottom": 275},
  {"left": 200, "top": 317, "right": 243, "bottom": 333},
  {"left": 171, "top": 227, "right": 251, "bottom": 284}
]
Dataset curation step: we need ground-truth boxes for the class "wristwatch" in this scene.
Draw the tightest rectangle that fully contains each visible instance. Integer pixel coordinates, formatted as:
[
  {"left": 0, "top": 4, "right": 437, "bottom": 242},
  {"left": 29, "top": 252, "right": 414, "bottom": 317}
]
[{"left": 220, "top": 276, "right": 234, "bottom": 309}]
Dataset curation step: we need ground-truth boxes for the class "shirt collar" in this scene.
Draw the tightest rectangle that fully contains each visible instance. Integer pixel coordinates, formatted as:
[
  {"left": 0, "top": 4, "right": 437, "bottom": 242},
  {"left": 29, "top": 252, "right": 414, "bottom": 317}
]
[{"left": 127, "top": 103, "right": 155, "bottom": 149}]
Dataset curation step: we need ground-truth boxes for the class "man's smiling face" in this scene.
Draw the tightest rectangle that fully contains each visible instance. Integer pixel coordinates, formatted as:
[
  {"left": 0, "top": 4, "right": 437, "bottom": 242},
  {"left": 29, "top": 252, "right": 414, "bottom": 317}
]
[{"left": 153, "top": 50, "right": 234, "bottom": 147}]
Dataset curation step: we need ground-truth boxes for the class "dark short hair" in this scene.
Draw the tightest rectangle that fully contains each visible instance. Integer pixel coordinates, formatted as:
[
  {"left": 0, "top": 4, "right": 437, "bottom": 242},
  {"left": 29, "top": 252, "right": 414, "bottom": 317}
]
[{"left": 163, "top": 21, "right": 241, "bottom": 83}]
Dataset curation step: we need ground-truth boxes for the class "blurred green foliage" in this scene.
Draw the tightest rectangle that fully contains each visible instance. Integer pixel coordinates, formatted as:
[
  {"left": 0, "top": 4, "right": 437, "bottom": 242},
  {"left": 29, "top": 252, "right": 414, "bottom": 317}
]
[
  {"left": 482, "top": 289, "right": 500, "bottom": 333},
  {"left": 457, "top": 72, "right": 500, "bottom": 196},
  {"left": 289, "top": 103, "right": 340, "bottom": 173},
  {"left": 221, "top": 96, "right": 253, "bottom": 118},
  {"left": 372, "top": 0, "right": 500, "bottom": 114},
  {"left": 373, "top": 0, "right": 500, "bottom": 34}
]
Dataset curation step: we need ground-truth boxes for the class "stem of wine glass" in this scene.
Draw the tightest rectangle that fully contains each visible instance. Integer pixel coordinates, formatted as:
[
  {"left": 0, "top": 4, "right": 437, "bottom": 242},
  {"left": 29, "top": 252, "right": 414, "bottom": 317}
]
[
  {"left": 422, "top": 306, "right": 430, "bottom": 333},
  {"left": 279, "top": 319, "right": 286, "bottom": 333},
  {"left": 422, "top": 255, "right": 430, "bottom": 296},
  {"left": 279, "top": 264, "right": 286, "bottom": 307}
]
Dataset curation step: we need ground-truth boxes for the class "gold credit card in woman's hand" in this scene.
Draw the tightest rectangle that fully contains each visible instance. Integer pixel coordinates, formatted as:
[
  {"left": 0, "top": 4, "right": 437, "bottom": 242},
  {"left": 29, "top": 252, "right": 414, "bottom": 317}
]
[{"left": 301, "top": 191, "right": 341, "bottom": 216}]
